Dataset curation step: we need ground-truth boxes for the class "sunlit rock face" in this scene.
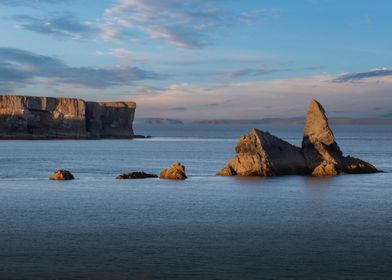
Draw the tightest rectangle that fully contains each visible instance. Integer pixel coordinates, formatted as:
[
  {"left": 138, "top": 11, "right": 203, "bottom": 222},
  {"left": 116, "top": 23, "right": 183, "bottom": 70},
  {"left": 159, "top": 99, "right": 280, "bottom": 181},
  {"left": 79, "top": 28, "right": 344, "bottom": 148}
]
[
  {"left": 218, "top": 100, "right": 380, "bottom": 177},
  {"left": 302, "top": 100, "right": 379, "bottom": 176},
  {"left": 160, "top": 162, "right": 187, "bottom": 180},
  {"left": 217, "top": 129, "right": 308, "bottom": 176},
  {"left": 0, "top": 95, "right": 136, "bottom": 139}
]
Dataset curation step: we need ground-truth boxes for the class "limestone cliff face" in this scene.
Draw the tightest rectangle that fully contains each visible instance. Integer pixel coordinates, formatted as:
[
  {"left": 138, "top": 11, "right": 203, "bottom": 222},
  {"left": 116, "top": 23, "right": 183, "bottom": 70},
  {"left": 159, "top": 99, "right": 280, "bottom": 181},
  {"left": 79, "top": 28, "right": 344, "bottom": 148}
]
[
  {"left": 0, "top": 95, "right": 136, "bottom": 139},
  {"left": 86, "top": 101, "right": 136, "bottom": 138}
]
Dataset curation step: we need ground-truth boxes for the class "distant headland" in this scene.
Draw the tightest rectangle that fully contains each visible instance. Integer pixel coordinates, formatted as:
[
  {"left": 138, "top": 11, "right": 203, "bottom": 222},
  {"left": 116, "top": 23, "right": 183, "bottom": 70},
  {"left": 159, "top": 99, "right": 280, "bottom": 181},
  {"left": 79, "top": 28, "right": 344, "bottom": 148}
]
[
  {"left": 192, "top": 118, "right": 392, "bottom": 125},
  {"left": 138, "top": 117, "right": 392, "bottom": 126},
  {"left": 0, "top": 95, "right": 136, "bottom": 139},
  {"left": 137, "top": 118, "right": 184, "bottom": 125}
]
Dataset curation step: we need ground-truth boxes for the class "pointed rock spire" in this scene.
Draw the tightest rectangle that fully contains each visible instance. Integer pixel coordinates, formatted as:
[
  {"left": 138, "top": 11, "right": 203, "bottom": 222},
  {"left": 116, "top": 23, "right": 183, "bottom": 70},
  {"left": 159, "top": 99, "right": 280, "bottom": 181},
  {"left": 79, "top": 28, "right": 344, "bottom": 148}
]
[
  {"left": 302, "top": 99, "right": 378, "bottom": 175},
  {"left": 304, "top": 99, "right": 336, "bottom": 146}
]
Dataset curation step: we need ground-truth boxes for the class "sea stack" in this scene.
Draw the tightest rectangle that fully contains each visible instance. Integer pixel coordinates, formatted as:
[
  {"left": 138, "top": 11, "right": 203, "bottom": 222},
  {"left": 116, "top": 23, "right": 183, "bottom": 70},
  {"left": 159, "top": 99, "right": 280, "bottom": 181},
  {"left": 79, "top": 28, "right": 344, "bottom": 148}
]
[
  {"left": 0, "top": 95, "right": 136, "bottom": 139},
  {"left": 217, "top": 129, "right": 308, "bottom": 176},
  {"left": 218, "top": 100, "right": 380, "bottom": 177},
  {"left": 160, "top": 162, "right": 187, "bottom": 180},
  {"left": 302, "top": 100, "right": 379, "bottom": 176},
  {"left": 50, "top": 170, "right": 75, "bottom": 181}
]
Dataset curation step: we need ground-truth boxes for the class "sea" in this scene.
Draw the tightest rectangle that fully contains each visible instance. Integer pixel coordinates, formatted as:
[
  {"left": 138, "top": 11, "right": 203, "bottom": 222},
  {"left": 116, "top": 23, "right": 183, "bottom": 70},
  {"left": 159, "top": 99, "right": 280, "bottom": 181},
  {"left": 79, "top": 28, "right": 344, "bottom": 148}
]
[{"left": 0, "top": 124, "right": 391, "bottom": 280}]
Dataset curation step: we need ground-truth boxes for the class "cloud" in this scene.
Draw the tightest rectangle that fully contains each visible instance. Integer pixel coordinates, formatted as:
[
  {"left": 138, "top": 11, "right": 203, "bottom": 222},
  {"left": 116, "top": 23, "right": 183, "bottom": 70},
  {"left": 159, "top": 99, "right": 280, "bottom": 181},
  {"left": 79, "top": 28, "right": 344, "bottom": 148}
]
[
  {"left": 102, "top": 0, "right": 276, "bottom": 48},
  {"left": 170, "top": 107, "right": 187, "bottom": 111},
  {"left": 132, "top": 72, "right": 392, "bottom": 120},
  {"left": 0, "top": 48, "right": 167, "bottom": 92},
  {"left": 103, "top": 0, "right": 226, "bottom": 48},
  {"left": 240, "top": 9, "right": 284, "bottom": 25},
  {"left": 96, "top": 48, "right": 143, "bottom": 64},
  {"left": 0, "top": 0, "right": 69, "bottom": 6},
  {"left": 225, "top": 67, "right": 287, "bottom": 79},
  {"left": 223, "top": 65, "right": 324, "bottom": 79},
  {"left": 334, "top": 68, "right": 392, "bottom": 82},
  {"left": 204, "top": 103, "right": 220, "bottom": 107},
  {"left": 12, "top": 14, "right": 97, "bottom": 40}
]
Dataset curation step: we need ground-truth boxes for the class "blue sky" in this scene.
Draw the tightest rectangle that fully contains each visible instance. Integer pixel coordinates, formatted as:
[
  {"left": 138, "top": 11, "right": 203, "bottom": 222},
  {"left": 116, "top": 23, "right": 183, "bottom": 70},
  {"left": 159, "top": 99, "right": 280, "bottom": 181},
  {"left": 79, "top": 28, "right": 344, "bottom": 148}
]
[{"left": 0, "top": 0, "right": 392, "bottom": 119}]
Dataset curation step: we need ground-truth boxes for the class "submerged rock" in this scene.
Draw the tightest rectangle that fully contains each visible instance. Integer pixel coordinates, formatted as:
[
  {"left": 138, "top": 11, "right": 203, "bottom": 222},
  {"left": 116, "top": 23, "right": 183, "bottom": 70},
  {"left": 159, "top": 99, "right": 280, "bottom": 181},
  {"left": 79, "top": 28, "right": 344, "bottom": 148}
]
[
  {"left": 50, "top": 170, "right": 74, "bottom": 180},
  {"left": 159, "top": 162, "right": 187, "bottom": 180},
  {"left": 116, "top": 172, "right": 158, "bottom": 179},
  {"left": 302, "top": 100, "right": 379, "bottom": 176},
  {"left": 217, "top": 129, "right": 308, "bottom": 176}
]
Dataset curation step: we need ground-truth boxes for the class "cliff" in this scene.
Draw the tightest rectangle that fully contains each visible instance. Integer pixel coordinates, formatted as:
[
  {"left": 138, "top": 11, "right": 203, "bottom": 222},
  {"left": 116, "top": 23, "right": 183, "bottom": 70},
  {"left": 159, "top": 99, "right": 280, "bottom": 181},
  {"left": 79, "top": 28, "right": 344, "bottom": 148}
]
[
  {"left": 86, "top": 101, "right": 136, "bottom": 138},
  {"left": 0, "top": 95, "right": 136, "bottom": 139}
]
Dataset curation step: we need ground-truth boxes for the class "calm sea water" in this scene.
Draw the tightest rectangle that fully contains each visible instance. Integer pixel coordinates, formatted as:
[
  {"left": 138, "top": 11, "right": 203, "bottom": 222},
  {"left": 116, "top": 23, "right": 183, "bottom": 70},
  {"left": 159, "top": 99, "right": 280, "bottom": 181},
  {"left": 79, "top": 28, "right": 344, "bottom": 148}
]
[{"left": 0, "top": 124, "right": 391, "bottom": 280}]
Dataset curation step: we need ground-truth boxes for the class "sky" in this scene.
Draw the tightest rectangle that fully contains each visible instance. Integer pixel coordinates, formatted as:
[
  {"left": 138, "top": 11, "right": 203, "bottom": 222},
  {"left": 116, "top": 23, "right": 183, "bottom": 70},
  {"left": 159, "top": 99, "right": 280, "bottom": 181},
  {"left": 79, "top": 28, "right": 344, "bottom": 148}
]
[{"left": 0, "top": 0, "right": 391, "bottom": 120}]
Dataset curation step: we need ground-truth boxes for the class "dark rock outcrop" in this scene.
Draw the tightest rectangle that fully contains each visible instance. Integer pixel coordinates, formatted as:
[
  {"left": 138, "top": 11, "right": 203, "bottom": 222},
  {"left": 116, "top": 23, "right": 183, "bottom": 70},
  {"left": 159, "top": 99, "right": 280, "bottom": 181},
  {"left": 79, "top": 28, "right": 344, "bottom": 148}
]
[
  {"left": 217, "top": 129, "right": 308, "bottom": 176},
  {"left": 218, "top": 100, "right": 380, "bottom": 177},
  {"left": 302, "top": 100, "right": 379, "bottom": 176},
  {"left": 86, "top": 101, "right": 136, "bottom": 138},
  {"left": 159, "top": 162, "right": 187, "bottom": 180},
  {"left": 50, "top": 170, "right": 74, "bottom": 180},
  {"left": 0, "top": 95, "right": 136, "bottom": 139},
  {"left": 116, "top": 172, "right": 158, "bottom": 179}
]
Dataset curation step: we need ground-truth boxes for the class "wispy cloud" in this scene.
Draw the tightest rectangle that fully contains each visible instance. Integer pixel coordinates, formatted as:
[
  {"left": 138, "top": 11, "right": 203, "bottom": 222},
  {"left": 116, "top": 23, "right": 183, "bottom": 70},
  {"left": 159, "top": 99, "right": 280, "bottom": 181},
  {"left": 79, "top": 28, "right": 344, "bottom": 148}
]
[
  {"left": 0, "top": 48, "right": 167, "bottom": 93},
  {"left": 96, "top": 48, "right": 143, "bottom": 64},
  {"left": 170, "top": 107, "right": 187, "bottom": 111},
  {"left": 240, "top": 9, "right": 284, "bottom": 25},
  {"left": 0, "top": 0, "right": 70, "bottom": 6},
  {"left": 333, "top": 68, "right": 392, "bottom": 82},
  {"left": 12, "top": 14, "right": 97, "bottom": 40},
  {"left": 132, "top": 72, "right": 392, "bottom": 119},
  {"left": 102, "top": 0, "right": 226, "bottom": 48},
  {"left": 225, "top": 66, "right": 287, "bottom": 79},
  {"left": 102, "top": 0, "right": 278, "bottom": 48}
]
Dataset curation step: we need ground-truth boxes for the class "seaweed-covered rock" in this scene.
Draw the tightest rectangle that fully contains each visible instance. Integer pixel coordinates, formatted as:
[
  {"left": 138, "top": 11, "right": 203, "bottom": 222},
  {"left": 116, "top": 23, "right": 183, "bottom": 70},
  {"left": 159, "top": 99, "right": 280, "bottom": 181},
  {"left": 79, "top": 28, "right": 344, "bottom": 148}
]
[{"left": 116, "top": 172, "right": 158, "bottom": 179}]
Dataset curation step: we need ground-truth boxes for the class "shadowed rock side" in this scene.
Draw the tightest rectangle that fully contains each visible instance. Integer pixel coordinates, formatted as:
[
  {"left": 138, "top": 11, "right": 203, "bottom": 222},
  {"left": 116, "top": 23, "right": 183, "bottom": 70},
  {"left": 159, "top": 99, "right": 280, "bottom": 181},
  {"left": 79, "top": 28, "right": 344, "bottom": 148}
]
[
  {"left": 0, "top": 95, "right": 136, "bottom": 139},
  {"left": 218, "top": 129, "right": 308, "bottom": 176},
  {"left": 218, "top": 100, "right": 380, "bottom": 177},
  {"left": 302, "top": 100, "right": 379, "bottom": 175},
  {"left": 86, "top": 101, "right": 136, "bottom": 138},
  {"left": 116, "top": 172, "right": 158, "bottom": 179}
]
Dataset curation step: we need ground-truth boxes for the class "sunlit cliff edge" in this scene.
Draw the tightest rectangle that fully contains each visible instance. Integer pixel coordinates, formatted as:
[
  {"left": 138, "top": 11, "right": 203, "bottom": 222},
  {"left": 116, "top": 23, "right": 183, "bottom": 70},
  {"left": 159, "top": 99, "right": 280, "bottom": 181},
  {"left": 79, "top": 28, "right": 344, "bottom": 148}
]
[{"left": 0, "top": 95, "right": 136, "bottom": 139}]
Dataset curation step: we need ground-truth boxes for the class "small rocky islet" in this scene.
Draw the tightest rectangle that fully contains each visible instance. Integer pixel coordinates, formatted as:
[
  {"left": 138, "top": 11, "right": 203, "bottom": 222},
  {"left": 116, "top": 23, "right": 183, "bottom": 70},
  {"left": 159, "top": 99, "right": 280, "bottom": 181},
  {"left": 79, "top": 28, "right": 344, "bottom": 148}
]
[
  {"left": 116, "top": 172, "right": 158, "bottom": 179},
  {"left": 159, "top": 162, "right": 187, "bottom": 180},
  {"left": 115, "top": 162, "right": 188, "bottom": 180},
  {"left": 49, "top": 170, "right": 75, "bottom": 181},
  {"left": 218, "top": 99, "right": 380, "bottom": 177}
]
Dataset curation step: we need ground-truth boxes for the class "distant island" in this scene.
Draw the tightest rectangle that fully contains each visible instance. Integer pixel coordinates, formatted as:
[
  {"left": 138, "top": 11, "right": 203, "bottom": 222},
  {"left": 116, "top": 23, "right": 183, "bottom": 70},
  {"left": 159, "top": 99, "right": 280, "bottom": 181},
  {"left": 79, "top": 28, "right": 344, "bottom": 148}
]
[
  {"left": 138, "top": 118, "right": 184, "bottom": 125},
  {"left": 192, "top": 117, "right": 392, "bottom": 125},
  {"left": 134, "top": 117, "right": 392, "bottom": 126}
]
